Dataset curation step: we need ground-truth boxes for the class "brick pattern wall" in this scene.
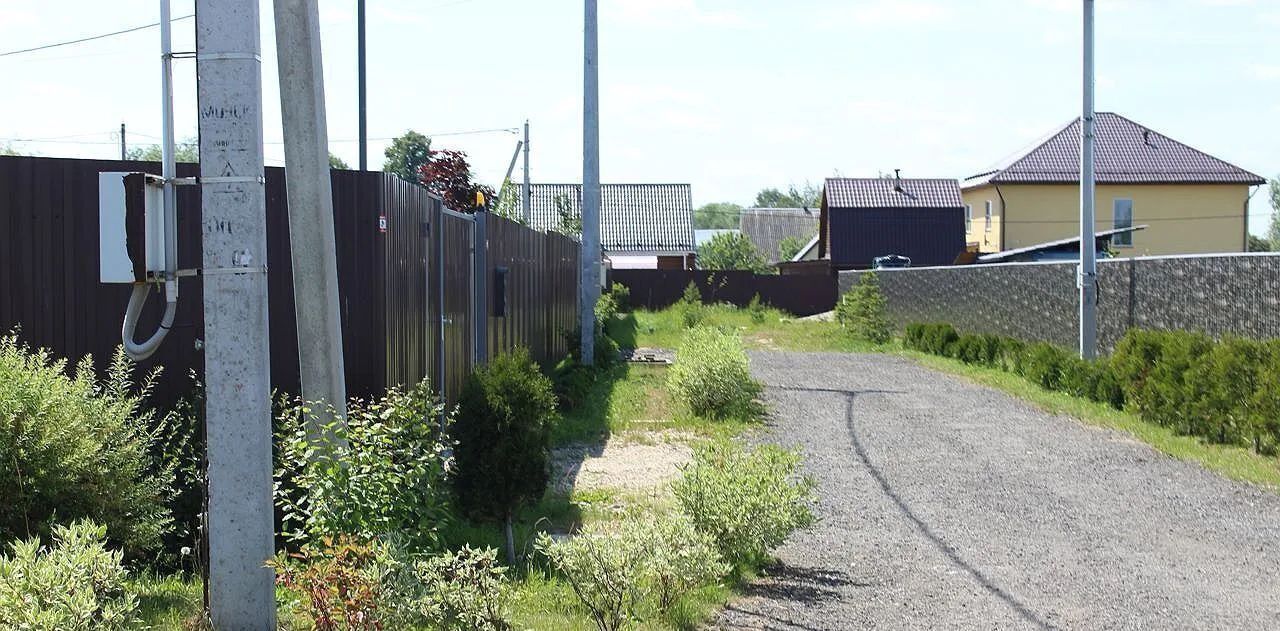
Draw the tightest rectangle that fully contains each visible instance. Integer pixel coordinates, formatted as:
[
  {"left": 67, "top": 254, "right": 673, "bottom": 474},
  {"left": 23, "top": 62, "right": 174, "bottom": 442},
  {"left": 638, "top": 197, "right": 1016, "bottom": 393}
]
[{"left": 840, "top": 253, "right": 1280, "bottom": 351}]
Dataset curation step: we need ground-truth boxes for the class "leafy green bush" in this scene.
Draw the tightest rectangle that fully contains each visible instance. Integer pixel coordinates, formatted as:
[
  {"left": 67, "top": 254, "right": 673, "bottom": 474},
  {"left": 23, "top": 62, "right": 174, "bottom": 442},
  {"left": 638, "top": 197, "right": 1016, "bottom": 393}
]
[
  {"left": 381, "top": 545, "right": 512, "bottom": 631},
  {"left": 666, "top": 327, "right": 760, "bottom": 418},
  {"left": 453, "top": 348, "right": 557, "bottom": 563},
  {"left": 0, "top": 337, "right": 173, "bottom": 558},
  {"left": 269, "top": 535, "right": 385, "bottom": 631},
  {"left": 672, "top": 441, "right": 815, "bottom": 569},
  {"left": 676, "top": 282, "right": 705, "bottom": 328},
  {"left": 1021, "top": 342, "right": 1070, "bottom": 391},
  {"left": 535, "top": 513, "right": 725, "bottom": 631},
  {"left": 275, "top": 379, "right": 452, "bottom": 554},
  {"left": 0, "top": 521, "right": 139, "bottom": 631},
  {"left": 564, "top": 327, "right": 621, "bottom": 368},
  {"left": 1250, "top": 341, "right": 1280, "bottom": 454},
  {"left": 644, "top": 512, "right": 728, "bottom": 614},
  {"left": 748, "top": 294, "right": 768, "bottom": 324},
  {"left": 608, "top": 282, "right": 630, "bottom": 309},
  {"left": 835, "top": 273, "right": 892, "bottom": 344},
  {"left": 536, "top": 523, "right": 651, "bottom": 631},
  {"left": 909, "top": 323, "right": 1280, "bottom": 452}
]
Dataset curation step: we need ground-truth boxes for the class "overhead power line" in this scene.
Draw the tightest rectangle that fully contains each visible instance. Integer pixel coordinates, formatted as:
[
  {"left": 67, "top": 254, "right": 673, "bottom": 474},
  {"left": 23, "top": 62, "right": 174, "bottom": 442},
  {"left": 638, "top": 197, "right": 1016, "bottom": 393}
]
[{"left": 0, "top": 14, "right": 194, "bottom": 57}]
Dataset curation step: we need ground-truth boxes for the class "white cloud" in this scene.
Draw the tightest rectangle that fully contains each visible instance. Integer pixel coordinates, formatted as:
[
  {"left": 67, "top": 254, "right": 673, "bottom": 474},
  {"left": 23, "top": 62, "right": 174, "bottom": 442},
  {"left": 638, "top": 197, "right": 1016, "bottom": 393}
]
[
  {"left": 606, "top": 0, "right": 749, "bottom": 28},
  {"left": 818, "top": 0, "right": 953, "bottom": 27},
  {"left": 1249, "top": 63, "right": 1280, "bottom": 80}
]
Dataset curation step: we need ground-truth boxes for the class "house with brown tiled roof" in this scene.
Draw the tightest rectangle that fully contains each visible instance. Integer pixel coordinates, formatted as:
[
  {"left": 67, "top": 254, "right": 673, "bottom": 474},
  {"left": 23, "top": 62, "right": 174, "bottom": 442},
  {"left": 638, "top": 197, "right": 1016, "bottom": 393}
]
[
  {"left": 816, "top": 175, "right": 966, "bottom": 270},
  {"left": 961, "top": 112, "right": 1266, "bottom": 255}
]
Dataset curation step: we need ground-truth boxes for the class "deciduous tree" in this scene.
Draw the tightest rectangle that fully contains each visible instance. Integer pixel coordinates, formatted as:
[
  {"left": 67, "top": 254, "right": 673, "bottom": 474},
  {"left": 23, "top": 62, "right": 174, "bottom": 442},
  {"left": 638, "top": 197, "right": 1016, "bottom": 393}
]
[
  {"left": 383, "top": 130, "right": 432, "bottom": 182},
  {"left": 698, "top": 232, "right": 769, "bottom": 273}
]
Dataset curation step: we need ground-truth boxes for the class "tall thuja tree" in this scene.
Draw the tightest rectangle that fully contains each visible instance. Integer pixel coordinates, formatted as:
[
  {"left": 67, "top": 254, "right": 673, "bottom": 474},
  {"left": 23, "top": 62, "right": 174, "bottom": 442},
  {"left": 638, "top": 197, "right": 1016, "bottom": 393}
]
[
  {"left": 452, "top": 348, "right": 556, "bottom": 564},
  {"left": 418, "top": 149, "right": 496, "bottom": 212},
  {"left": 383, "top": 130, "right": 432, "bottom": 182}
]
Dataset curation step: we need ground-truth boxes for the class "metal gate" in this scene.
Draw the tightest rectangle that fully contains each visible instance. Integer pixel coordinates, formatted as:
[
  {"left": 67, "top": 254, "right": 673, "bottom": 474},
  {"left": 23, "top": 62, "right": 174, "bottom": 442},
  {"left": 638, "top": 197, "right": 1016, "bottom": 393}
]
[{"left": 435, "top": 207, "right": 474, "bottom": 402}]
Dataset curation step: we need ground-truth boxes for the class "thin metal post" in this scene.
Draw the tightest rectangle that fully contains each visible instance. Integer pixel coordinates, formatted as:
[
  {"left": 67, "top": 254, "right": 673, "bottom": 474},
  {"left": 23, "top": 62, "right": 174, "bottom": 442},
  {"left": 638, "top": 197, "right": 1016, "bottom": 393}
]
[
  {"left": 120, "top": 122, "right": 127, "bottom": 159},
  {"left": 580, "top": 0, "right": 601, "bottom": 366},
  {"left": 473, "top": 211, "right": 487, "bottom": 365},
  {"left": 274, "top": 0, "right": 349, "bottom": 428},
  {"left": 1079, "top": 0, "right": 1098, "bottom": 359},
  {"left": 357, "top": 0, "right": 367, "bottom": 171},
  {"left": 196, "top": 0, "right": 276, "bottom": 627},
  {"left": 522, "top": 120, "right": 531, "bottom": 223}
]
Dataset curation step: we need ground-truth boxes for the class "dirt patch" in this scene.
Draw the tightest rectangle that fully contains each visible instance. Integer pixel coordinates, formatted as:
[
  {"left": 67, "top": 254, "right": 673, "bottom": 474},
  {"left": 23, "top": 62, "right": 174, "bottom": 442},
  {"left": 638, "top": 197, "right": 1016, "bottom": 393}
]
[{"left": 551, "top": 431, "right": 693, "bottom": 495}]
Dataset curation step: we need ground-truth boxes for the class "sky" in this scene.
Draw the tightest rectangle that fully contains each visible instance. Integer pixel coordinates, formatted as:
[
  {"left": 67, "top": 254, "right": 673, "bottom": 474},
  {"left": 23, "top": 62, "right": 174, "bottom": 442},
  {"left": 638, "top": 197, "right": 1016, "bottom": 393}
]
[{"left": 1, "top": 0, "right": 1277, "bottom": 234}]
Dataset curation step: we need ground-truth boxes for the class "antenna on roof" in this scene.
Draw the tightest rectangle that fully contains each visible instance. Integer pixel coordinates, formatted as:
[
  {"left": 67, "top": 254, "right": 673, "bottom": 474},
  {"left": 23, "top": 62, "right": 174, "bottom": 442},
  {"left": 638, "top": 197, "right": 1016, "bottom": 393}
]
[{"left": 893, "top": 168, "right": 903, "bottom": 193}]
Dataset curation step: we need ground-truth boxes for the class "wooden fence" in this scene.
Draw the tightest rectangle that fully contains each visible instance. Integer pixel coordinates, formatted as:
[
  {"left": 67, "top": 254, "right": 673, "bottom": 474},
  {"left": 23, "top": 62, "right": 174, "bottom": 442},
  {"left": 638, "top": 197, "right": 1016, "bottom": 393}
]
[
  {"left": 610, "top": 269, "right": 837, "bottom": 316},
  {"left": 0, "top": 155, "right": 579, "bottom": 408}
]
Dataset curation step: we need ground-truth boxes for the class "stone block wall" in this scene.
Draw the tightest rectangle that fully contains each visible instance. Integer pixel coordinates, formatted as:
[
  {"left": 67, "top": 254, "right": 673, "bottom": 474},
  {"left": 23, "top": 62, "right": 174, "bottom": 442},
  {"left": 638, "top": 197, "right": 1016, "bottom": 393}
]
[{"left": 840, "top": 253, "right": 1280, "bottom": 351}]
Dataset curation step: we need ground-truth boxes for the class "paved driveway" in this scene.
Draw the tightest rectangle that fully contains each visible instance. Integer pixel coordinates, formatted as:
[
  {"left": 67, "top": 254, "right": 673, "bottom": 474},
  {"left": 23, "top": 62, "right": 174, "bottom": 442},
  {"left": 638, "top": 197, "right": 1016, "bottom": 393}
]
[{"left": 714, "top": 352, "right": 1280, "bottom": 630}]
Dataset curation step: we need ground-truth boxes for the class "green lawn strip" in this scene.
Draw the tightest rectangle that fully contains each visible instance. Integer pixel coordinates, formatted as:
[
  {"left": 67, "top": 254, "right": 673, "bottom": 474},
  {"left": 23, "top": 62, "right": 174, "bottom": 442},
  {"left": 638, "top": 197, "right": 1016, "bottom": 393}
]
[
  {"left": 615, "top": 306, "right": 878, "bottom": 355},
  {"left": 130, "top": 573, "right": 203, "bottom": 630},
  {"left": 907, "top": 349, "right": 1280, "bottom": 491}
]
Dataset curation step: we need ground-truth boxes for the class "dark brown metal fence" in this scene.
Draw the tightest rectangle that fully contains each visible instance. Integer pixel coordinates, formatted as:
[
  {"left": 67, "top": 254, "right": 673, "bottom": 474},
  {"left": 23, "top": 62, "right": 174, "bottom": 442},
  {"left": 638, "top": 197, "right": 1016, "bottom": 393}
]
[
  {"left": 484, "top": 214, "right": 579, "bottom": 365},
  {"left": 610, "top": 269, "right": 836, "bottom": 317},
  {"left": 0, "top": 155, "right": 579, "bottom": 408}
]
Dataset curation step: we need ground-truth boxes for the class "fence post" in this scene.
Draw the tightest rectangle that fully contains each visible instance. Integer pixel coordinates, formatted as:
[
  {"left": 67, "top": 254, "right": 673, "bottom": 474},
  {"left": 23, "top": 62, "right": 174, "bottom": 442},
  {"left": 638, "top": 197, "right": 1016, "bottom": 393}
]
[{"left": 473, "top": 211, "right": 488, "bottom": 365}]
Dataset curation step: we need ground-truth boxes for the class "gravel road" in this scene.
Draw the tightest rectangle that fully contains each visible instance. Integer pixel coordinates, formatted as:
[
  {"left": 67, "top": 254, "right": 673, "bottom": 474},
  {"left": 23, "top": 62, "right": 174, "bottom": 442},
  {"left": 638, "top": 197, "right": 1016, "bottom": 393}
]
[{"left": 714, "top": 351, "right": 1280, "bottom": 630}]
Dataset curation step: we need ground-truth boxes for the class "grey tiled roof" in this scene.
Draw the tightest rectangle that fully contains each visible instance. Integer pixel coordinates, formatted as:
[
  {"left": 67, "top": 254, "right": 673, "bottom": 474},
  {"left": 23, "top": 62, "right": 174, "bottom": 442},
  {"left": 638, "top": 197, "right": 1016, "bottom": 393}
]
[
  {"left": 738, "top": 208, "right": 819, "bottom": 263},
  {"left": 824, "top": 178, "right": 963, "bottom": 209},
  {"left": 520, "top": 183, "right": 695, "bottom": 253},
  {"left": 965, "top": 112, "right": 1265, "bottom": 186}
]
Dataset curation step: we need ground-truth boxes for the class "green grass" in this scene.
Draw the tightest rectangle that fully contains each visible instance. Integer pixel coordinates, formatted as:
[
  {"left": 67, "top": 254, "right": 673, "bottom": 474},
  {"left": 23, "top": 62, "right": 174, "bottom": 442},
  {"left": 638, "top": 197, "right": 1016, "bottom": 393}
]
[
  {"left": 907, "top": 349, "right": 1280, "bottom": 491},
  {"left": 610, "top": 306, "right": 879, "bottom": 354},
  {"left": 131, "top": 573, "right": 204, "bottom": 630}
]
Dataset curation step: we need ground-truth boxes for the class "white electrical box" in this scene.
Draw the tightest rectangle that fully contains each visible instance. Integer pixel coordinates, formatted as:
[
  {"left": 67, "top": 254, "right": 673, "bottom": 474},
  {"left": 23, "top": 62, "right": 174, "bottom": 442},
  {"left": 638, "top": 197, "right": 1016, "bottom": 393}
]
[{"left": 99, "top": 172, "right": 166, "bottom": 283}]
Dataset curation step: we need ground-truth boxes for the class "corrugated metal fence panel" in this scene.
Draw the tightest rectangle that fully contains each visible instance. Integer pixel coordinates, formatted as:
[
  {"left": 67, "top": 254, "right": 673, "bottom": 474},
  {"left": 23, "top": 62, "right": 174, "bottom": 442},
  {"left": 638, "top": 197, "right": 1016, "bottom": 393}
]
[
  {"left": 439, "top": 211, "right": 474, "bottom": 401},
  {"left": 0, "top": 156, "right": 580, "bottom": 409},
  {"left": 483, "top": 215, "right": 580, "bottom": 367},
  {"left": 611, "top": 269, "right": 836, "bottom": 317},
  {"left": 380, "top": 174, "right": 435, "bottom": 393},
  {"left": 0, "top": 156, "right": 393, "bottom": 408}
]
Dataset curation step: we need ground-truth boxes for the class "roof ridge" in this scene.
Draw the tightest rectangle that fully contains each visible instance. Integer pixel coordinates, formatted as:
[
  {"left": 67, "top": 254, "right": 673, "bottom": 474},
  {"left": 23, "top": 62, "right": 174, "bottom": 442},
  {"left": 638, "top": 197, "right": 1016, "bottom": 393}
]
[{"left": 1104, "top": 112, "right": 1265, "bottom": 181}]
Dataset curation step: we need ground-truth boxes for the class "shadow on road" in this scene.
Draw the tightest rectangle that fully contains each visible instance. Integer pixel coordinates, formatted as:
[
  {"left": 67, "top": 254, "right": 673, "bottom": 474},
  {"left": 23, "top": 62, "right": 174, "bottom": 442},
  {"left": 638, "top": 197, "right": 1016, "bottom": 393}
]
[{"left": 770, "top": 384, "right": 1061, "bottom": 631}]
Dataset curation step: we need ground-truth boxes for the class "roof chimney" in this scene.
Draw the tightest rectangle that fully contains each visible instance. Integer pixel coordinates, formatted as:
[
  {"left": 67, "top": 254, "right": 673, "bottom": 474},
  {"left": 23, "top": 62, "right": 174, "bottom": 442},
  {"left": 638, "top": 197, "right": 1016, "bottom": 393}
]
[
  {"left": 893, "top": 168, "right": 903, "bottom": 193},
  {"left": 1142, "top": 129, "right": 1153, "bottom": 147}
]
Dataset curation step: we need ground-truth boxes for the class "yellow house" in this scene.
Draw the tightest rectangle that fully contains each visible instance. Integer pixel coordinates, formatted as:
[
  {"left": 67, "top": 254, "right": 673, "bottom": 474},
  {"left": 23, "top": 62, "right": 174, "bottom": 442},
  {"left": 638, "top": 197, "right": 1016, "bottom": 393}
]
[{"left": 961, "top": 113, "right": 1265, "bottom": 255}]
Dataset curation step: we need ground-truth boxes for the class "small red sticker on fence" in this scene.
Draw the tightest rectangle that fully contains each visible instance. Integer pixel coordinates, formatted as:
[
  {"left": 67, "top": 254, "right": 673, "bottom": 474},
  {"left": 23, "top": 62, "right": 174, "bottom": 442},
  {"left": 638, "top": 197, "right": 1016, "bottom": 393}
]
[{"left": 378, "top": 215, "right": 388, "bottom": 233}]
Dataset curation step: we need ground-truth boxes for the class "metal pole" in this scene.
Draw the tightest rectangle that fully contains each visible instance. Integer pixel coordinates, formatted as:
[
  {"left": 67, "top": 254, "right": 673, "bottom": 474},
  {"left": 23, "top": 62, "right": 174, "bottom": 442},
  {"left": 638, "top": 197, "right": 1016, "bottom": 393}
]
[
  {"left": 196, "top": 0, "right": 276, "bottom": 627},
  {"left": 1079, "top": 0, "right": 1098, "bottom": 359},
  {"left": 274, "top": 0, "right": 349, "bottom": 429},
  {"left": 580, "top": 0, "right": 601, "bottom": 366},
  {"left": 120, "top": 122, "right": 127, "bottom": 159},
  {"left": 357, "top": 0, "right": 367, "bottom": 170},
  {"left": 522, "top": 120, "right": 531, "bottom": 224}
]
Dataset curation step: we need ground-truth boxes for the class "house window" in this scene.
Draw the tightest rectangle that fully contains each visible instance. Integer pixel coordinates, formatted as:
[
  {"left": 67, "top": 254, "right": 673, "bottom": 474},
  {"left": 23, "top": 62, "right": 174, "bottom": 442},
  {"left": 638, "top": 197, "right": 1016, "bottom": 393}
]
[
  {"left": 1113, "top": 198, "right": 1133, "bottom": 247},
  {"left": 984, "top": 200, "right": 993, "bottom": 231},
  {"left": 964, "top": 204, "right": 972, "bottom": 233}
]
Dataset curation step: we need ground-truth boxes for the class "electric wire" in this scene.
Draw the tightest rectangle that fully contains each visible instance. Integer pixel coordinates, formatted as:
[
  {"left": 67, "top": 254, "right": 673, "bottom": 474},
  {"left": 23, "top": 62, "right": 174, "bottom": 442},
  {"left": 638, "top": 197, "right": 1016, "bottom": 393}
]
[{"left": 0, "top": 14, "right": 194, "bottom": 57}]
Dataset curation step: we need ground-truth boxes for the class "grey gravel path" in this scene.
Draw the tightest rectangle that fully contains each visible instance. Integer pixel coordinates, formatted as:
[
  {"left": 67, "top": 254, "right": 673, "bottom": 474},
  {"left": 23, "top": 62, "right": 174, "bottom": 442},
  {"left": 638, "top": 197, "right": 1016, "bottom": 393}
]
[{"left": 714, "top": 351, "right": 1280, "bottom": 631}]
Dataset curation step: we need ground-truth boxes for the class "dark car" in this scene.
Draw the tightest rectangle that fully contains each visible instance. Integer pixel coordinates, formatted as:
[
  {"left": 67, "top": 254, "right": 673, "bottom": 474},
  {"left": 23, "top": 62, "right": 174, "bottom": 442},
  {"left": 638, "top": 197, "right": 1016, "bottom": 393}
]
[{"left": 872, "top": 255, "right": 911, "bottom": 270}]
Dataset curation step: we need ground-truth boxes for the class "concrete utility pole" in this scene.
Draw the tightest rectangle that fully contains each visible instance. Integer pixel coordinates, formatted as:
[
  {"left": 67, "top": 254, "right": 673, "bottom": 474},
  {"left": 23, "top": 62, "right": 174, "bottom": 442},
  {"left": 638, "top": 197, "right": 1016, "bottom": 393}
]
[
  {"left": 581, "top": 0, "right": 601, "bottom": 366},
  {"left": 522, "top": 120, "right": 531, "bottom": 223},
  {"left": 1079, "top": 0, "right": 1098, "bottom": 359},
  {"left": 196, "top": 0, "right": 276, "bottom": 627},
  {"left": 119, "top": 122, "right": 126, "bottom": 159},
  {"left": 274, "top": 0, "right": 349, "bottom": 428},
  {"left": 357, "top": 0, "right": 367, "bottom": 170}
]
